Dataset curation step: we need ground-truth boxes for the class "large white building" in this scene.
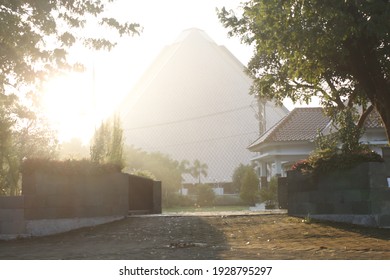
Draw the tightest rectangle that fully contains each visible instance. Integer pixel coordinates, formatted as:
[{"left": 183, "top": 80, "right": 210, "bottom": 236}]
[{"left": 120, "top": 28, "right": 288, "bottom": 184}]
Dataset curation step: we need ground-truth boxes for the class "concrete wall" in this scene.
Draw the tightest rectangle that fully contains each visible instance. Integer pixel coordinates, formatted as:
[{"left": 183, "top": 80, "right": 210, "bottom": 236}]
[
  {"left": 287, "top": 159, "right": 390, "bottom": 228},
  {"left": 1, "top": 170, "right": 163, "bottom": 239},
  {"left": 22, "top": 171, "right": 129, "bottom": 220},
  {"left": 0, "top": 170, "right": 129, "bottom": 239},
  {"left": 23, "top": 171, "right": 129, "bottom": 237},
  {"left": 0, "top": 196, "right": 27, "bottom": 239}
]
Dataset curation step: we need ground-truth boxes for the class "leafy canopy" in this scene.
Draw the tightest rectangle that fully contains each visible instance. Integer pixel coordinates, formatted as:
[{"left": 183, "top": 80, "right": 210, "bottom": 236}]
[
  {"left": 1, "top": 0, "right": 141, "bottom": 96},
  {"left": 190, "top": 159, "right": 208, "bottom": 184},
  {"left": 240, "top": 168, "right": 259, "bottom": 206},
  {"left": 218, "top": 0, "right": 390, "bottom": 135},
  {"left": 90, "top": 115, "right": 125, "bottom": 169},
  {"left": 0, "top": 1, "right": 140, "bottom": 195}
]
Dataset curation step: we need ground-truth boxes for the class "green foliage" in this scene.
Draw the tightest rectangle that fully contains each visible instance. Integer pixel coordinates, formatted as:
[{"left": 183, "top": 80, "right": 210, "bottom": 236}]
[
  {"left": 336, "top": 109, "right": 365, "bottom": 155},
  {"left": 292, "top": 145, "right": 383, "bottom": 175},
  {"left": 167, "top": 194, "right": 195, "bottom": 208},
  {"left": 90, "top": 115, "right": 125, "bottom": 169},
  {"left": 21, "top": 158, "right": 121, "bottom": 176},
  {"left": 309, "top": 151, "right": 383, "bottom": 175},
  {"left": 196, "top": 184, "right": 216, "bottom": 207},
  {"left": 0, "top": 1, "right": 141, "bottom": 98},
  {"left": 292, "top": 134, "right": 383, "bottom": 176},
  {"left": 214, "top": 194, "right": 247, "bottom": 206},
  {"left": 130, "top": 169, "right": 156, "bottom": 180},
  {"left": 190, "top": 159, "right": 208, "bottom": 184},
  {"left": 109, "top": 115, "right": 125, "bottom": 167},
  {"left": 290, "top": 159, "right": 313, "bottom": 174},
  {"left": 0, "top": 94, "right": 58, "bottom": 196},
  {"left": 259, "top": 177, "right": 278, "bottom": 208},
  {"left": 292, "top": 107, "right": 383, "bottom": 175},
  {"left": 123, "top": 146, "right": 186, "bottom": 207},
  {"left": 240, "top": 169, "right": 259, "bottom": 206},
  {"left": 0, "top": 1, "right": 140, "bottom": 195},
  {"left": 59, "top": 138, "right": 89, "bottom": 159},
  {"left": 232, "top": 164, "right": 255, "bottom": 193},
  {"left": 218, "top": 0, "right": 390, "bottom": 140}
]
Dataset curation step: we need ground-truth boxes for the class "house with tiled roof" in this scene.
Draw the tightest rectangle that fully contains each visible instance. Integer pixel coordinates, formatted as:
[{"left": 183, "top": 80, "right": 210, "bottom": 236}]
[{"left": 248, "top": 107, "right": 387, "bottom": 181}]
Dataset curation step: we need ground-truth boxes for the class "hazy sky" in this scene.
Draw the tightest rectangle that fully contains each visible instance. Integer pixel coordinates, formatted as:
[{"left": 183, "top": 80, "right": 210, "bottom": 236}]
[
  {"left": 43, "top": 0, "right": 254, "bottom": 143},
  {"left": 100, "top": 0, "right": 253, "bottom": 97}
]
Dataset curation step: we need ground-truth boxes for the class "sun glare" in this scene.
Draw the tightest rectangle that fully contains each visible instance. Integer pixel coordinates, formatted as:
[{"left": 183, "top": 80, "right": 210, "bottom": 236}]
[{"left": 42, "top": 73, "right": 98, "bottom": 144}]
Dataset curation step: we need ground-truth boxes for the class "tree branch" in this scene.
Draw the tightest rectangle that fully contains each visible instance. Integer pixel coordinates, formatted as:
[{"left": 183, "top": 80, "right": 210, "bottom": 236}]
[
  {"left": 347, "top": 88, "right": 359, "bottom": 108},
  {"left": 324, "top": 76, "right": 345, "bottom": 109},
  {"left": 357, "top": 104, "right": 374, "bottom": 129}
]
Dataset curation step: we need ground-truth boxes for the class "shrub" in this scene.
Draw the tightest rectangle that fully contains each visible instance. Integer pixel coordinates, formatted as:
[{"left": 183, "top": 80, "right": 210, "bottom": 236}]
[
  {"left": 130, "top": 169, "right": 156, "bottom": 180},
  {"left": 214, "top": 194, "right": 246, "bottom": 206},
  {"left": 311, "top": 150, "right": 383, "bottom": 175},
  {"left": 163, "top": 192, "right": 195, "bottom": 208},
  {"left": 240, "top": 169, "right": 259, "bottom": 206},
  {"left": 196, "top": 184, "right": 215, "bottom": 207},
  {"left": 21, "top": 158, "right": 122, "bottom": 176},
  {"left": 291, "top": 159, "right": 313, "bottom": 173},
  {"left": 259, "top": 176, "right": 278, "bottom": 208},
  {"left": 291, "top": 108, "right": 384, "bottom": 175},
  {"left": 232, "top": 164, "right": 255, "bottom": 193},
  {"left": 291, "top": 150, "right": 383, "bottom": 175}
]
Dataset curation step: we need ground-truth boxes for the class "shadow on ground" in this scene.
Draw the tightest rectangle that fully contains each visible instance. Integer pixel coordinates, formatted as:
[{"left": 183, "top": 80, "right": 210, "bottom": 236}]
[
  {"left": 0, "top": 216, "right": 228, "bottom": 260},
  {"left": 1, "top": 214, "right": 389, "bottom": 260},
  {"left": 308, "top": 218, "right": 390, "bottom": 241}
]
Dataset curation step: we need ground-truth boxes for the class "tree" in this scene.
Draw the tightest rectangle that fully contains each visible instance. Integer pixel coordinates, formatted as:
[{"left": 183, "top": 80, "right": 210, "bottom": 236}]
[
  {"left": 190, "top": 159, "right": 208, "bottom": 184},
  {"left": 90, "top": 115, "right": 124, "bottom": 168},
  {"left": 108, "top": 115, "right": 124, "bottom": 167},
  {"left": 232, "top": 164, "right": 255, "bottom": 193},
  {"left": 59, "top": 138, "right": 89, "bottom": 159},
  {"left": 123, "top": 146, "right": 187, "bottom": 207},
  {"left": 240, "top": 168, "right": 259, "bottom": 206},
  {"left": 0, "top": 94, "right": 17, "bottom": 195},
  {"left": 218, "top": 1, "right": 390, "bottom": 140},
  {"left": 196, "top": 184, "right": 216, "bottom": 207},
  {"left": 0, "top": 96, "right": 58, "bottom": 195},
  {"left": 178, "top": 159, "right": 191, "bottom": 181},
  {"left": 1, "top": 0, "right": 140, "bottom": 98},
  {"left": 0, "top": 1, "right": 140, "bottom": 195}
]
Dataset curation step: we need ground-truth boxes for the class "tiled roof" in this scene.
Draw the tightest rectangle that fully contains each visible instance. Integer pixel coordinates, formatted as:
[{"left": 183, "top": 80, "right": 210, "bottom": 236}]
[
  {"left": 248, "top": 107, "right": 330, "bottom": 150},
  {"left": 248, "top": 107, "right": 386, "bottom": 151}
]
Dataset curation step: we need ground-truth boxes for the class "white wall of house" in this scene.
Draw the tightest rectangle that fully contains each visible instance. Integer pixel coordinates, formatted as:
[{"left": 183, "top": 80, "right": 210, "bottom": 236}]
[
  {"left": 251, "top": 128, "right": 388, "bottom": 180},
  {"left": 213, "top": 187, "right": 224, "bottom": 196},
  {"left": 251, "top": 142, "right": 316, "bottom": 179}
]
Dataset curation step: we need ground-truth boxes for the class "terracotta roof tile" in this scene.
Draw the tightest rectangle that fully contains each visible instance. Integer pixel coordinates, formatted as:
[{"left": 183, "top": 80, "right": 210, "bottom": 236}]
[{"left": 248, "top": 107, "right": 330, "bottom": 149}]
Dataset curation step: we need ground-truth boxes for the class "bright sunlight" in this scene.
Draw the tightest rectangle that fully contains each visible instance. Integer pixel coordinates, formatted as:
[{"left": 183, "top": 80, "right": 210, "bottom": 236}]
[
  {"left": 42, "top": 72, "right": 102, "bottom": 144},
  {"left": 41, "top": 47, "right": 139, "bottom": 145}
]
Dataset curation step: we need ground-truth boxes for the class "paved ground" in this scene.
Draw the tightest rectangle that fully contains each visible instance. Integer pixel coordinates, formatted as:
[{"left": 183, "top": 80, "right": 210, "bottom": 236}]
[{"left": 0, "top": 212, "right": 389, "bottom": 259}]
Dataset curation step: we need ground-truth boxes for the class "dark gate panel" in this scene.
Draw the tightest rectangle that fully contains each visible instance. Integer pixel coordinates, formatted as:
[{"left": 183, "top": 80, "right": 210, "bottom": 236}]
[
  {"left": 278, "top": 177, "right": 288, "bottom": 209},
  {"left": 128, "top": 175, "right": 154, "bottom": 212}
]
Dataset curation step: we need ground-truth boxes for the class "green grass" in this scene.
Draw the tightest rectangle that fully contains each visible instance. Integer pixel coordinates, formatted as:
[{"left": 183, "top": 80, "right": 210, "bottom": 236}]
[{"left": 163, "top": 205, "right": 250, "bottom": 213}]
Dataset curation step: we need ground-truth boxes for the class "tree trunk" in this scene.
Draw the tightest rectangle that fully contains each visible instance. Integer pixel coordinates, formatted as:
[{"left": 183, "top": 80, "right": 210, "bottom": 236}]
[{"left": 346, "top": 38, "right": 390, "bottom": 143}]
